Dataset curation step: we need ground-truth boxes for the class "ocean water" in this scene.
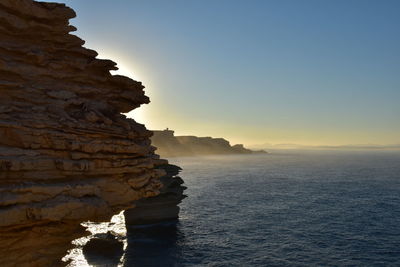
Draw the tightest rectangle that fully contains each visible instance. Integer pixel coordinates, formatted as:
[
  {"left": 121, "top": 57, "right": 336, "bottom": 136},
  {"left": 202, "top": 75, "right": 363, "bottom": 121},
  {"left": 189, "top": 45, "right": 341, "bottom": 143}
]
[{"left": 67, "top": 150, "right": 400, "bottom": 266}]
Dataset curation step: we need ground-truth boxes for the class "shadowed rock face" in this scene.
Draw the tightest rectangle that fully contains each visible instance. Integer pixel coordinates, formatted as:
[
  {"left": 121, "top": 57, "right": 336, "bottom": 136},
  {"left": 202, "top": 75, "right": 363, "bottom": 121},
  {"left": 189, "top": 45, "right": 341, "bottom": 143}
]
[
  {"left": 82, "top": 232, "right": 124, "bottom": 266},
  {"left": 0, "top": 0, "right": 170, "bottom": 265},
  {"left": 124, "top": 164, "right": 187, "bottom": 226}
]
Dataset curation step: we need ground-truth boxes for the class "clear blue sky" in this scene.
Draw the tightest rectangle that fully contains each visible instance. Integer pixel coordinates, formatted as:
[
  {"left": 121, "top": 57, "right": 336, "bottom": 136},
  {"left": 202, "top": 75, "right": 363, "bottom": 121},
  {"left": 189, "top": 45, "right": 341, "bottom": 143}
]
[{"left": 46, "top": 0, "right": 400, "bottom": 146}]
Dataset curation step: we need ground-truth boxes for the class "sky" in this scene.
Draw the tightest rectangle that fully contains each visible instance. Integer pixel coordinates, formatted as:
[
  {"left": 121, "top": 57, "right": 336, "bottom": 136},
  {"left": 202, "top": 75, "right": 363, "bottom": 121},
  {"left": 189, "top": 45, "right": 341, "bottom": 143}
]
[{"left": 44, "top": 0, "right": 399, "bottom": 146}]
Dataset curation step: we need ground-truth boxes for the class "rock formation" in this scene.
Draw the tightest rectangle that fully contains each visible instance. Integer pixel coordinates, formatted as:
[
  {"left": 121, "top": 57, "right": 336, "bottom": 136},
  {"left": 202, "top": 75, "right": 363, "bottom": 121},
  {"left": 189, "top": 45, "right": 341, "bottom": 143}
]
[
  {"left": 82, "top": 232, "right": 125, "bottom": 266},
  {"left": 124, "top": 163, "right": 187, "bottom": 226},
  {"left": 0, "top": 0, "right": 184, "bottom": 266},
  {"left": 151, "top": 129, "right": 192, "bottom": 157},
  {"left": 152, "top": 129, "right": 266, "bottom": 157}
]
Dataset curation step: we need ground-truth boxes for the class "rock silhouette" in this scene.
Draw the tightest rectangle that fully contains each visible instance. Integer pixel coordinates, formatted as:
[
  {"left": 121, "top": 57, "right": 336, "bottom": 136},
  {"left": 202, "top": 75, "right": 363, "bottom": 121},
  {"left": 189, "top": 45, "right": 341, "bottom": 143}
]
[
  {"left": 82, "top": 232, "right": 124, "bottom": 266},
  {"left": 151, "top": 129, "right": 266, "bottom": 157}
]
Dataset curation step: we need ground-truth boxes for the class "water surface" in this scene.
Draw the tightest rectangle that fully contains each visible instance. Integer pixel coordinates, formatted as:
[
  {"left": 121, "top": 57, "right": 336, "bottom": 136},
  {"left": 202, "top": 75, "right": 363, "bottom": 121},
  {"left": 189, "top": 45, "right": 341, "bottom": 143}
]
[{"left": 68, "top": 150, "right": 400, "bottom": 266}]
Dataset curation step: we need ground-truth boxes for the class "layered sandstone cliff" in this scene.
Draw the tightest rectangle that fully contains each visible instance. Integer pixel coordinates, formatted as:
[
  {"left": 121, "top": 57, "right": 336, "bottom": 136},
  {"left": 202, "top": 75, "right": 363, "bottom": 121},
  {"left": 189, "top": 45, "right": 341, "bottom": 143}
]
[{"left": 0, "top": 0, "right": 175, "bottom": 266}]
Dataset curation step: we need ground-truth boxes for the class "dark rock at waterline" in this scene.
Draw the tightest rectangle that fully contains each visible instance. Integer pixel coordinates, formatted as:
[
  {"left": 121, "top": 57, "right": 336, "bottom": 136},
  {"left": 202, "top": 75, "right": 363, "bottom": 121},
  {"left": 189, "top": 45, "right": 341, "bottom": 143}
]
[
  {"left": 83, "top": 232, "right": 124, "bottom": 265},
  {"left": 124, "top": 164, "right": 187, "bottom": 226},
  {"left": 124, "top": 223, "right": 183, "bottom": 267}
]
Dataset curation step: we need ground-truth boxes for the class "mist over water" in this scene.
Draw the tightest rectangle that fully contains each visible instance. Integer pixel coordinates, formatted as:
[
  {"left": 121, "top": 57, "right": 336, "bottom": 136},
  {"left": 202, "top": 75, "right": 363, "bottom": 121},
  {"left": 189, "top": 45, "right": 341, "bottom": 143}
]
[
  {"left": 69, "top": 151, "right": 400, "bottom": 266},
  {"left": 170, "top": 151, "right": 400, "bottom": 266}
]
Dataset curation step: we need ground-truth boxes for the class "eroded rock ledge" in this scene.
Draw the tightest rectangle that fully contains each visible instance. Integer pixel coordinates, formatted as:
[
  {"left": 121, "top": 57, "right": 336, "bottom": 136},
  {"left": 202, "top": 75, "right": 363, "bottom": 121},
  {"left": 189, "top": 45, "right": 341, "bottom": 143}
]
[{"left": 0, "top": 0, "right": 176, "bottom": 266}]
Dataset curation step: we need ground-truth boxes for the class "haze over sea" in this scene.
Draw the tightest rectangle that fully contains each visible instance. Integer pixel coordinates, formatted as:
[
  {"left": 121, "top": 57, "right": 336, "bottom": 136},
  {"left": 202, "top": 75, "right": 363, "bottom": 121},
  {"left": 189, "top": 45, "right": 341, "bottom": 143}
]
[{"left": 69, "top": 150, "right": 400, "bottom": 266}]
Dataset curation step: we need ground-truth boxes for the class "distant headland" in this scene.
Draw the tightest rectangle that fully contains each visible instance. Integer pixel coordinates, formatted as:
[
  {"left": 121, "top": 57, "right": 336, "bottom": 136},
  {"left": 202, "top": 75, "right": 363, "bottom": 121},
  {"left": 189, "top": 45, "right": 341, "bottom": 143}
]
[{"left": 151, "top": 129, "right": 267, "bottom": 157}]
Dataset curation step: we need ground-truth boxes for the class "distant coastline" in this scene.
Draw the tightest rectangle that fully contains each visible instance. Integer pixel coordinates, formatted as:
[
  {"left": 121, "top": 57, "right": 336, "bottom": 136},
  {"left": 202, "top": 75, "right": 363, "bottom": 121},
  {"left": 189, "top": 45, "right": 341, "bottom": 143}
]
[
  {"left": 151, "top": 129, "right": 267, "bottom": 157},
  {"left": 248, "top": 143, "right": 400, "bottom": 151}
]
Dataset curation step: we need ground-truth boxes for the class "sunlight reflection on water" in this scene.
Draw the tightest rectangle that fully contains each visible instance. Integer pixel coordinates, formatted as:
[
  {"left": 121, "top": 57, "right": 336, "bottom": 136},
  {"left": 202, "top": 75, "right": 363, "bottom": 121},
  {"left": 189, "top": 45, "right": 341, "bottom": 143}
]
[
  {"left": 64, "top": 152, "right": 400, "bottom": 266},
  {"left": 63, "top": 212, "right": 127, "bottom": 266}
]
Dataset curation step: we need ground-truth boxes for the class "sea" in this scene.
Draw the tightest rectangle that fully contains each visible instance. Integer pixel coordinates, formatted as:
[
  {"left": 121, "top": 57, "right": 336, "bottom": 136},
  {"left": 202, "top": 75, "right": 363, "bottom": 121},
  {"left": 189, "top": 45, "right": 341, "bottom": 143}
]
[{"left": 66, "top": 150, "right": 400, "bottom": 266}]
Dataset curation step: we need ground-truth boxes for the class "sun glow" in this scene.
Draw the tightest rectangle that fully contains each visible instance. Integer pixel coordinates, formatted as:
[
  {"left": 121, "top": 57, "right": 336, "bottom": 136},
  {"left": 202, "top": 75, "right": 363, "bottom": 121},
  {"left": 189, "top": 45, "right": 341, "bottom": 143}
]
[
  {"left": 96, "top": 51, "right": 151, "bottom": 124},
  {"left": 125, "top": 107, "right": 148, "bottom": 125},
  {"left": 96, "top": 51, "right": 142, "bottom": 81},
  {"left": 110, "top": 62, "right": 141, "bottom": 82}
]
